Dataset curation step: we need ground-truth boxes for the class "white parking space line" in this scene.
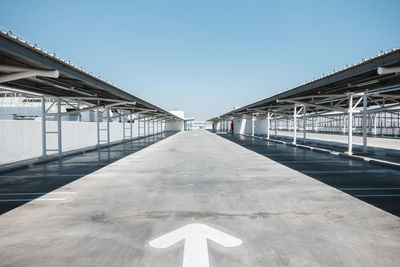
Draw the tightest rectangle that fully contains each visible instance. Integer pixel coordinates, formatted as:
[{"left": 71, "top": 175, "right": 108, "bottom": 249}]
[
  {"left": 0, "top": 192, "right": 75, "bottom": 202},
  {"left": 302, "top": 170, "right": 386, "bottom": 174},
  {"left": 354, "top": 194, "right": 400, "bottom": 197},
  {"left": 259, "top": 154, "right": 301, "bottom": 156},
  {"left": 280, "top": 161, "right": 346, "bottom": 164},
  {"left": 0, "top": 192, "right": 76, "bottom": 196},
  {"left": 0, "top": 198, "right": 66, "bottom": 202},
  {"left": 0, "top": 174, "right": 88, "bottom": 178},
  {"left": 49, "top": 163, "right": 109, "bottom": 166},
  {"left": 340, "top": 188, "right": 400, "bottom": 191}
]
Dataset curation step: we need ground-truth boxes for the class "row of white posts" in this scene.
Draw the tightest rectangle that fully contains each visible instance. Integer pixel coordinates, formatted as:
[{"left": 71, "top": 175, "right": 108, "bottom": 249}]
[
  {"left": 219, "top": 90, "right": 371, "bottom": 155},
  {"left": 41, "top": 96, "right": 166, "bottom": 159}
]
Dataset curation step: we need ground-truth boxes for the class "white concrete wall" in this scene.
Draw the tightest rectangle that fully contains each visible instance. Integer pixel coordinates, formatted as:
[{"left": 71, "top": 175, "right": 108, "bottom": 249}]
[
  {"left": 243, "top": 118, "right": 253, "bottom": 135},
  {"left": 166, "top": 111, "right": 184, "bottom": 131},
  {"left": 0, "top": 119, "right": 161, "bottom": 165},
  {"left": 165, "top": 120, "right": 184, "bottom": 132},
  {"left": 232, "top": 117, "right": 269, "bottom": 136},
  {"left": 254, "top": 118, "right": 268, "bottom": 135},
  {"left": 1, "top": 120, "right": 42, "bottom": 165},
  {"left": 215, "top": 121, "right": 221, "bottom": 131},
  {"left": 218, "top": 121, "right": 225, "bottom": 131},
  {"left": 233, "top": 118, "right": 245, "bottom": 135}
]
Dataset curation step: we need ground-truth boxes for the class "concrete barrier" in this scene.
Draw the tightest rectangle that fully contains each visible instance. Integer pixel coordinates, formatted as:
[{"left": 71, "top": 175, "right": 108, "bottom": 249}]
[
  {"left": 165, "top": 120, "right": 184, "bottom": 132},
  {"left": 232, "top": 117, "right": 270, "bottom": 136},
  {"left": 0, "top": 120, "right": 155, "bottom": 165}
]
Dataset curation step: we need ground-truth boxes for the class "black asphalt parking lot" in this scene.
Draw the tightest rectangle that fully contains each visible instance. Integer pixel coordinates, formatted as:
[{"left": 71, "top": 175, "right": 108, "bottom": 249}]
[
  {"left": 0, "top": 132, "right": 176, "bottom": 214},
  {"left": 0, "top": 130, "right": 399, "bottom": 266},
  {"left": 219, "top": 133, "right": 400, "bottom": 217}
]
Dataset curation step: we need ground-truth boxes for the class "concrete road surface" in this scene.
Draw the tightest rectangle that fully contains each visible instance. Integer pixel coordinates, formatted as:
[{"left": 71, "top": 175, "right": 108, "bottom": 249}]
[{"left": 0, "top": 130, "right": 399, "bottom": 266}]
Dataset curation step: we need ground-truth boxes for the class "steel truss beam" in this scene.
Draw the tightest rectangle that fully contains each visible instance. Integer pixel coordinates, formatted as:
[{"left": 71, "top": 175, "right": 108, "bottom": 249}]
[
  {"left": 0, "top": 64, "right": 59, "bottom": 84},
  {"left": 279, "top": 99, "right": 348, "bottom": 113}
]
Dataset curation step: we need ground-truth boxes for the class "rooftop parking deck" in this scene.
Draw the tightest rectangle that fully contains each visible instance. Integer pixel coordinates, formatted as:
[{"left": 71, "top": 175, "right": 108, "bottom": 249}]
[{"left": 0, "top": 129, "right": 399, "bottom": 266}]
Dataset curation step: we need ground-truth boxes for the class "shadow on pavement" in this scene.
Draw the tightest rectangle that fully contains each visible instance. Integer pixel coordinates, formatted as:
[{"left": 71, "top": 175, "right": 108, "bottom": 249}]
[
  {"left": 218, "top": 132, "right": 400, "bottom": 217},
  {"left": 267, "top": 133, "right": 400, "bottom": 164},
  {"left": 0, "top": 132, "right": 176, "bottom": 215}
]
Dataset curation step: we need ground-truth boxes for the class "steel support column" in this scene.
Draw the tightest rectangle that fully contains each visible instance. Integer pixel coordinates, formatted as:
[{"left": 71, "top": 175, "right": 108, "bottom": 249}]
[
  {"left": 106, "top": 108, "right": 110, "bottom": 144},
  {"left": 348, "top": 94, "right": 353, "bottom": 155},
  {"left": 156, "top": 120, "right": 159, "bottom": 134},
  {"left": 138, "top": 116, "right": 141, "bottom": 137},
  {"left": 122, "top": 111, "right": 126, "bottom": 140},
  {"left": 129, "top": 113, "right": 133, "bottom": 140},
  {"left": 96, "top": 108, "right": 100, "bottom": 145},
  {"left": 363, "top": 90, "right": 368, "bottom": 153},
  {"left": 274, "top": 114, "right": 277, "bottom": 136},
  {"left": 293, "top": 105, "right": 297, "bottom": 144},
  {"left": 303, "top": 104, "right": 306, "bottom": 140},
  {"left": 147, "top": 117, "right": 150, "bottom": 136},
  {"left": 267, "top": 112, "right": 270, "bottom": 139},
  {"left": 77, "top": 102, "right": 81, "bottom": 121},
  {"left": 144, "top": 116, "right": 147, "bottom": 136},
  {"left": 57, "top": 98, "right": 62, "bottom": 158},
  {"left": 41, "top": 96, "right": 46, "bottom": 157},
  {"left": 251, "top": 115, "right": 255, "bottom": 136}
]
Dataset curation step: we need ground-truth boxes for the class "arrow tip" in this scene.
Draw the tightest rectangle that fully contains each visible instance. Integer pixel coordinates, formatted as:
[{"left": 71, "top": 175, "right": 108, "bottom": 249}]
[{"left": 148, "top": 239, "right": 166, "bottom": 249}]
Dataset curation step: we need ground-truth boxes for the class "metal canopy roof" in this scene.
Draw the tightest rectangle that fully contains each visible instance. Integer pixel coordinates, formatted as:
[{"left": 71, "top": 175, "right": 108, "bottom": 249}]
[
  {"left": 210, "top": 48, "right": 400, "bottom": 121},
  {"left": 0, "top": 30, "right": 182, "bottom": 120}
]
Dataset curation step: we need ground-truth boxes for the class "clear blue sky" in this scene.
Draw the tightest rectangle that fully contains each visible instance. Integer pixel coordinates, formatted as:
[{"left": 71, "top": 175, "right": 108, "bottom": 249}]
[{"left": 2, "top": 0, "right": 400, "bottom": 120}]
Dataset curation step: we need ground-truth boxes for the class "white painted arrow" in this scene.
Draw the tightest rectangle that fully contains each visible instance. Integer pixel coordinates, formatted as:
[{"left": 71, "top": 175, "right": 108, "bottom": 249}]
[{"left": 149, "top": 223, "right": 242, "bottom": 267}]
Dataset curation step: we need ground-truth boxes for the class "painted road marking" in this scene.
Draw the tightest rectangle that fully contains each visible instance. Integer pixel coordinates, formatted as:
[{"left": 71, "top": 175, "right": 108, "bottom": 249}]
[
  {"left": 0, "top": 192, "right": 75, "bottom": 202},
  {"left": 340, "top": 188, "right": 400, "bottom": 191},
  {"left": 0, "top": 192, "right": 76, "bottom": 196},
  {"left": 149, "top": 223, "right": 242, "bottom": 267},
  {"left": 0, "top": 198, "right": 66, "bottom": 202},
  {"left": 279, "top": 160, "right": 346, "bottom": 164},
  {"left": 48, "top": 163, "right": 109, "bottom": 166},
  {"left": 354, "top": 194, "right": 400, "bottom": 197},
  {"left": 302, "top": 170, "right": 389, "bottom": 174},
  {"left": 0, "top": 174, "right": 88, "bottom": 178}
]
